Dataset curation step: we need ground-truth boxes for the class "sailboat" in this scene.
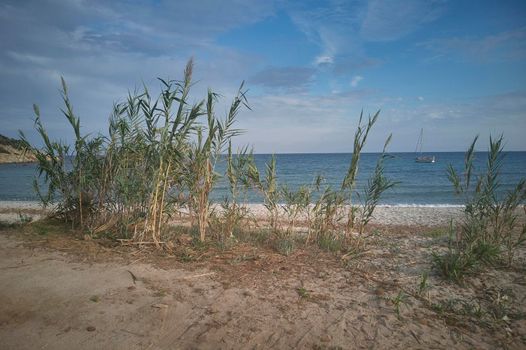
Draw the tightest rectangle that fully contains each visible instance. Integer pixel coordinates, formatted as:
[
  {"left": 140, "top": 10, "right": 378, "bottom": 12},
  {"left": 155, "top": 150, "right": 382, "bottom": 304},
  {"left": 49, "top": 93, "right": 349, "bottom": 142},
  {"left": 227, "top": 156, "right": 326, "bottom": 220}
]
[{"left": 415, "top": 128, "right": 435, "bottom": 163}]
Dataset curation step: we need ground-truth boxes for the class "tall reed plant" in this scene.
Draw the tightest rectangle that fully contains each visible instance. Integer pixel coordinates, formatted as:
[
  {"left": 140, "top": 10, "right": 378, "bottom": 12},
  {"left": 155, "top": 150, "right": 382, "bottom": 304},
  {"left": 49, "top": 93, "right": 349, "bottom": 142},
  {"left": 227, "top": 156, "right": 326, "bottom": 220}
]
[
  {"left": 210, "top": 142, "right": 253, "bottom": 242},
  {"left": 20, "top": 78, "right": 105, "bottom": 228},
  {"left": 184, "top": 84, "right": 248, "bottom": 242},
  {"left": 21, "top": 59, "right": 249, "bottom": 246},
  {"left": 341, "top": 111, "right": 379, "bottom": 233},
  {"left": 446, "top": 135, "right": 526, "bottom": 266},
  {"left": 434, "top": 135, "right": 526, "bottom": 281},
  {"left": 247, "top": 155, "right": 281, "bottom": 232}
]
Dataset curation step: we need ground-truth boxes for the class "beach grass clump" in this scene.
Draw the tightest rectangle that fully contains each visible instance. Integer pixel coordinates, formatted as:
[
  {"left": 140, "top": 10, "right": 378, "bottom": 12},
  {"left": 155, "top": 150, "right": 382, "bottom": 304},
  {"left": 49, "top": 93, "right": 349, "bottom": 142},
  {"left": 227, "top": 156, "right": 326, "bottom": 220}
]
[
  {"left": 431, "top": 223, "right": 475, "bottom": 281},
  {"left": 306, "top": 111, "right": 395, "bottom": 251},
  {"left": 358, "top": 135, "right": 397, "bottom": 234},
  {"left": 341, "top": 111, "right": 378, "bottom": 233},
  {"left": 434, "top": 135, "right": 526, "bottom": 281},
  {"left": 21, "top": 59, "right": 249, "bottom": 245},
  {"left": 233, "top": 227, "right": 271, "bottom": 246},
  {"left": 317, "top": 232, "right": 345, "bottom": 252},
  {"left": 338, "top": 111, "right": 396, "bottom": 237},
  {"left": 18, "top": 212, "right": 33, "bottom": 224},
  {"left": 281, "top": 183, "right": 311, "bottom": 236},
  {"left": 389, "top": 291, "right": 410, "bottom": 319},
  {"left": 103, "top": 63, "right": 203, "bottom": 244},
  {"left": 274, "top": 236, "right": 295, "bottom": 256},
  {"left": 248, "top": 154, "right": 281, "bottom": 232},
  {"left": 450, "top": 136, "right": 526, "bottom": 265},
  {"left": 209, "top": 143, "right": 253, "bottom": 242},
  {"left": 417, "top": 271, "right": 430, "bottom": 296},
  {"left": 310, "top": 186, "right": 346, "bottom": 250},
  {"left": 432, "top": 248, "right": 478, "bottom": 282},
  {"left": 244, "top": 111, "right": 396, "bottom": 253},
  {"left": 20, "top": 80, "right": 105, "bottom": 229}
]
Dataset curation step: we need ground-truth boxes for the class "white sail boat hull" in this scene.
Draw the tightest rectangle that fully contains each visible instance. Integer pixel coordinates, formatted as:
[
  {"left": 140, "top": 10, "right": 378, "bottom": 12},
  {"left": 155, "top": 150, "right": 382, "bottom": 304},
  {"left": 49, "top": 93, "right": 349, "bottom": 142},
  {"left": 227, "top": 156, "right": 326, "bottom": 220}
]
[
  {"left": 415, "top": 155, "right": 435, "bottom": 163},
  {"left": 414, "top": 129, "right": 435, "bottom": 163}
]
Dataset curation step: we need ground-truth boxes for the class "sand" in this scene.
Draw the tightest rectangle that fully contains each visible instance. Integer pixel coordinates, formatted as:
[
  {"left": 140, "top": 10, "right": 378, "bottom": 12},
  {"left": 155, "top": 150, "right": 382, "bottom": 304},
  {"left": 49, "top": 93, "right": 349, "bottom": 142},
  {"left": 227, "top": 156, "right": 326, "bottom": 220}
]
[
  {"left": 0, "top": 201, "right": 524, "bottom": 349},
  {"left": 0, "top": 201, "right": 463, "bottom": 227},
  {"left": 0, "top": 201, "right": 51, "bottom": 224}
]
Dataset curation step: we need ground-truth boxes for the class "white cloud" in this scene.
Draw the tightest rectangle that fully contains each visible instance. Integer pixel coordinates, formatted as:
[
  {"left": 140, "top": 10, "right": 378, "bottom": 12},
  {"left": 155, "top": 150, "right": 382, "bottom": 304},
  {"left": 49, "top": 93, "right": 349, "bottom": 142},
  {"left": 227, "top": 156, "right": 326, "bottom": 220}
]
[
  {"left": 314, "top": 55, "right": 334, "bottom": 65},
  {"left": 350, "top": 75, "right": 363, "bottom": 87}
]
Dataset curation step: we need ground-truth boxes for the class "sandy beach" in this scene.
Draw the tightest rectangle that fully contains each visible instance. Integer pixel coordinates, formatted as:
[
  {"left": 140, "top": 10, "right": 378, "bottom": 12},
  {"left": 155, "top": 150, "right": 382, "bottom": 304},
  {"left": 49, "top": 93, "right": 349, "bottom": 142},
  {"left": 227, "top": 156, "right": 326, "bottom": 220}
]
[
  {"left": 0, "top": 201, "right": 464, "bottom": 227},
  {"left": 1, "top": 201, "right": 525, "bottom": 349}
]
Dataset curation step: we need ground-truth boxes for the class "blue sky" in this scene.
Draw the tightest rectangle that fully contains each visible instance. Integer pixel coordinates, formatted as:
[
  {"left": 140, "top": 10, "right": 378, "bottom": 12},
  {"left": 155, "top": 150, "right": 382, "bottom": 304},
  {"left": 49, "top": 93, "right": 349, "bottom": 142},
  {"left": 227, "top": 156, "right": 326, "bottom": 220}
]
[{"left": 1, "top": 0, "right": 525, "bottom": 152}]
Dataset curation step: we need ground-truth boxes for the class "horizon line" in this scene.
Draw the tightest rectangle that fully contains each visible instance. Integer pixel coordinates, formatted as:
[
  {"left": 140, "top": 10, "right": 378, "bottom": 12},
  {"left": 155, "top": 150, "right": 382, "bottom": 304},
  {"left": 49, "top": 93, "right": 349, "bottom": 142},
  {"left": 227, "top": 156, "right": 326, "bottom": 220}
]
[{"left": 246, "top": 150, "right": 526, "bottom": 155}]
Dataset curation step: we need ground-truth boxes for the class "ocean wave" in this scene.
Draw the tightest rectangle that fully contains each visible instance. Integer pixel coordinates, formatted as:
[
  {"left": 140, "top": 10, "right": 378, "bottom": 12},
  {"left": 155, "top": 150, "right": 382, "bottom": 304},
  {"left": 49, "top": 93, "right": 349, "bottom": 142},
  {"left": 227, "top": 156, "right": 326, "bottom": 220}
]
[{"left": 376, "top": 204, "right": 465, "bottom": 208}]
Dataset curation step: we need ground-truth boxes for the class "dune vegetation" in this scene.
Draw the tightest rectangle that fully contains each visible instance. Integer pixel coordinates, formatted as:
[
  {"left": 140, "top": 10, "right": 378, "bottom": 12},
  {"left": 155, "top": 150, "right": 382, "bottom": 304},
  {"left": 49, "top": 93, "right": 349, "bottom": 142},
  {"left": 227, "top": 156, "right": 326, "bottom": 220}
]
[
  {"left": 19, "top": 59, "right": 398, "bottom": 256},
  {"left": 16, "top": 58, "right": 525, "bottom": 276}
]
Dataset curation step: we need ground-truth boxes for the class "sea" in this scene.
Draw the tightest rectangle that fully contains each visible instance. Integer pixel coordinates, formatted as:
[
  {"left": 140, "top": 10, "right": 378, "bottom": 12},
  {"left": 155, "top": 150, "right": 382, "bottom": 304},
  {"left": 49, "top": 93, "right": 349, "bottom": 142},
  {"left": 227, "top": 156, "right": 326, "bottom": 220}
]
[{"left": 1, "top": 152, "right": 525, "bottom": 206}]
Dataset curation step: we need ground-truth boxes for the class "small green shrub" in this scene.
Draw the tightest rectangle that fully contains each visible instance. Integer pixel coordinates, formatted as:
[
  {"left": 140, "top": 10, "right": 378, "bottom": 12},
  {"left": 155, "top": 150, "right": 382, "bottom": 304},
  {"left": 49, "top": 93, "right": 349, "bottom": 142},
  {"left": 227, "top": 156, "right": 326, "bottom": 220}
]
[
  {"left": 432, "top": 249, "right": 477, "bottom": 282},
  {"left": 471, "top": 241, "right": 500, "bottom": 265},
  {"left": 275, "top": 237, "right": 295, "bottom": 256},
  {"left": 296, "top": 287, "right": 309, "bottom": 299},
  {"left": 317, "top": 233, "right": 344, "bottom": 252},
  {"left": 389, "top": 291, "right": 410, "bottom": 319},
  {"left": 417, "top": 271, "right": 430, "bottom": 296}
]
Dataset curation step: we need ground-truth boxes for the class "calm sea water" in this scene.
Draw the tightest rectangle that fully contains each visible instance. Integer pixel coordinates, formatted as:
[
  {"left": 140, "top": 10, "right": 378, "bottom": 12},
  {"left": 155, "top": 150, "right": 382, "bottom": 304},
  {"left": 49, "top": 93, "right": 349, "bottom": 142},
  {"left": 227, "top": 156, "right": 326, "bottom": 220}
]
[{"left": 1, "top": 152, "right": 525, "bottom": 205}]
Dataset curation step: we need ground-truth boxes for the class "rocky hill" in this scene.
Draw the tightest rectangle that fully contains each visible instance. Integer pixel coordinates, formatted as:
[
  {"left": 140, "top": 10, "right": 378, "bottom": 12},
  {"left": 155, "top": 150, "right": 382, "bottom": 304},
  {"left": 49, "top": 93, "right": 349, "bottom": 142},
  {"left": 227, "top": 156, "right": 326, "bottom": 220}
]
[{"left": 0, "top": 134, "right": 37, "bottom": 164}]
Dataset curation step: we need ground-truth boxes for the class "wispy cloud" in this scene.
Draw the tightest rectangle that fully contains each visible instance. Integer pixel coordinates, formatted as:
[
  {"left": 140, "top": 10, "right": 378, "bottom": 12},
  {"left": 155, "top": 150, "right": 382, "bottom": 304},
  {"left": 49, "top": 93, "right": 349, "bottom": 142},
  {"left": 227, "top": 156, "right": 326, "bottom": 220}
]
[
  {"left": 360, "top": 0, "right": 446, "bottom": 41},
  {"left": 250, "top": 66, "right": 316, "bottom": 90},
  {"left": 287, "top": 0, "right": 445, "bottom": 74},
  {"left": 377, "top": 91, "right": 526, "bottom": 151},
  {"left": 350, "top": 75, "right": 363, "bottom": 87},
  {"left": 288, "top": 1, "right": 366, "bottom": 74},
  {"left": 419, "top": 27, "right": 526, "bottom": 62}
]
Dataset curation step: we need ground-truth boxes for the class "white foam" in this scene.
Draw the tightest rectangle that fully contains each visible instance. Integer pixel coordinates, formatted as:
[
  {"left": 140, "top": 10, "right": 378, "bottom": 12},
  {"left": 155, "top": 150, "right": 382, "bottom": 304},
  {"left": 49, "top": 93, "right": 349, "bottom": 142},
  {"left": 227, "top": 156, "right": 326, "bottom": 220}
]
[{"left": 376, "top": 204, "right": 465, "bottom": 208}]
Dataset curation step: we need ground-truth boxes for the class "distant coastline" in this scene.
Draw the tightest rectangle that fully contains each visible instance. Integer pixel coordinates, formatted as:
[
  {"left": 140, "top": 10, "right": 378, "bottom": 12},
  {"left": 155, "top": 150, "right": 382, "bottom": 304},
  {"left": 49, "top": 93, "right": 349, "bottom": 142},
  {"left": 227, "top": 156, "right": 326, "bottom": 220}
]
[{"left": 0, "top": 134, "right": 36, "bottom": 164}]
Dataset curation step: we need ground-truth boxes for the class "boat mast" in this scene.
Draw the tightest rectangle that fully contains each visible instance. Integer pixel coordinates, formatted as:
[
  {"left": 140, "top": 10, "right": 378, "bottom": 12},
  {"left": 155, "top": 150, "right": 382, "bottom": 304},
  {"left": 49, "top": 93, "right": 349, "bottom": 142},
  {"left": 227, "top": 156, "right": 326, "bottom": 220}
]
[{"left": 415, "top": 128, "right": 424, "bottom": 154}]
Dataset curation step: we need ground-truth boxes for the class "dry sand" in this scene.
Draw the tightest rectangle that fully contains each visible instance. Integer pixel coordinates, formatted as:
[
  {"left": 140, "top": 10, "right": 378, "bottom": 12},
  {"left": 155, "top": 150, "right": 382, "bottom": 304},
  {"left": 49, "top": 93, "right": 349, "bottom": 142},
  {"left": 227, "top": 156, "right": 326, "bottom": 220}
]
[
  {"left": 0, "top": 201, "right": 463, "bottom": 227},
  {"left": 0, "top": 202, "right": 524, "bottom": 349}
]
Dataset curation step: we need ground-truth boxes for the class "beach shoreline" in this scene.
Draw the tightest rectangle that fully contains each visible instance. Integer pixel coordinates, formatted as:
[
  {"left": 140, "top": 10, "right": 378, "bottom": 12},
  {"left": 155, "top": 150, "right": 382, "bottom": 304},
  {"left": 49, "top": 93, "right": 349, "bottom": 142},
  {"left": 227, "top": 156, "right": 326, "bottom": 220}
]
[{"left": 0, "top": 200, "right": 465, "bottom": 227}]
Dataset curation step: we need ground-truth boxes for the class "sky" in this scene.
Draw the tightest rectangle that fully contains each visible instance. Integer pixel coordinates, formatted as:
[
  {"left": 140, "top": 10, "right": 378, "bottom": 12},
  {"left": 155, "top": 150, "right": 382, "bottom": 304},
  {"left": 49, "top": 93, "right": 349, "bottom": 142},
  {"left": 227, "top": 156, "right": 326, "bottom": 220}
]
[{"left": 1, "top": 0, "right": 525, "bottom": 153}]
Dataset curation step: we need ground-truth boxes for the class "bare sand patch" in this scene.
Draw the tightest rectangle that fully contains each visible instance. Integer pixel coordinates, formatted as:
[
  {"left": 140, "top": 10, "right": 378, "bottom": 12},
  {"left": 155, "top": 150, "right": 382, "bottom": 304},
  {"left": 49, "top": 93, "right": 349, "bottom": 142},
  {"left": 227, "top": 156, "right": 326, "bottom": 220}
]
[{"left": 0, "top": 218, "right": 524, "bottom": 349}]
